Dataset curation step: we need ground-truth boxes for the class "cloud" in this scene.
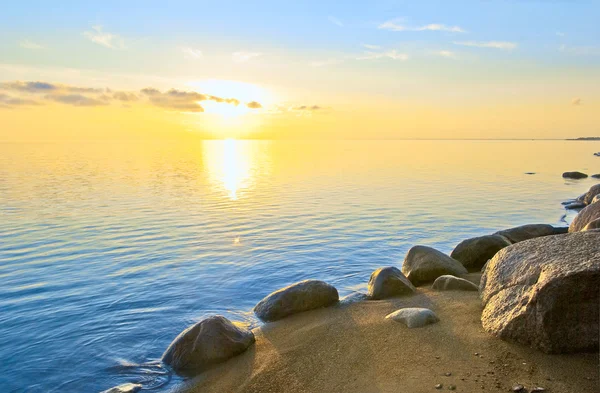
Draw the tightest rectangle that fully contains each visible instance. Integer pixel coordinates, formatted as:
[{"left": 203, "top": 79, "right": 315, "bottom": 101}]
[
  {"left": 113, "top": 91, "right": 139, "bottom": 101},
  {"left": 433, "top": 50, "right": 457, "bottom": 58},
  {"left": 141, "top": 88, "right": 253, "bottom": 112},
  {"left": 181, "top": 47, "right": 202, "bottom": 59},
  {"left": 310, "top": 58, "right": 342, "bottom": 67},
  {"left": 362, "top": 44, "right": 381, "bottom": 50},
  {"left": 0, "top": 93, "right": 40, "bottom": 107},
  {"left": 45, "top": 94, "right": 108, "bottom": 107},
  {"left": 379, "top": 20, "right": 465, "bottom": 33},
  {"left": 356, "top": 49, "right": 409, "bottom": 61},
  {"left": 292, "top": 105, "right": 323, "bottom": 111},
  {"left": 559, "top": 44, "right": 600, "bottom": 56},
  {"left": 247, "top": 101, "right": 262, "bottom": 109},
  {"left": 20, "top": 40, "right": 43, "bottom": 50},
  {"left": 232, "top": 51, "right": 262, "bottom": 63},
  {"left": 328, "top": 16, "right": 343, "bottom": 27},
  {"left": 453, "top": 41, "right": 517, "bottom": 50},
  {"left": 1, "top": 81, "right": 58, "bottom": 92},
  {"left": 572, "top": 98, "right": 581, "bottom": 106},
  {"left": 83, "top": 25, "right": 125, "bottom": 49},
  {"left": 207, "top": 95, "right": 240, "bottom": 105}
]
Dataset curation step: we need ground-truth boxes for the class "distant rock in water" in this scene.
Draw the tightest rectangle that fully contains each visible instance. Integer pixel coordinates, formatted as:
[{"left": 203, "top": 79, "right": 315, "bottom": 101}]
[
  {"left": 524, "top": 172, "right": 536, "bottom": 175},
  {"left": 576, "top": 184, "right": 600, "bottom": 205},
  {"left": 562, "top": 171, "right": 588, "bottom": 179},
  {"left": 386, "top": 307, "right": 439, "bottom": 328},
  {"left": 480, "top": 232, "right": 600, "bottom": 353},
  {"left": 432, "top": 275, "right": 479, "bottom": 291},
  {"left": 451, "top": 235, "right": 511, "bottom": 272},
  {"left": 592, "top": 174, "right": 600, "bottom": 179},
  {"left": 494, "top": 224, "right": 557, "bottom": 244},
  {"left": 253, "top": 280, "right": 339, "bottom": 322},
  {"left": 162, "top": 315, "right": 255, "bottom": 374},
  {"left": 367, "top": 266, "right": 415, "bottom": 300},
  {"left": 594, "top": 152, "right": 600, "bottom": 156},
  {"left": 100, "top": 384, "right": 142, "bottom": 393},
  {"left": 402, "top": 246, "right": 467, "bottom": 286},
  {"left": 570, "top": 202, "right": 600, "bottom": 232},
  {"left": 565, "top": 202, "right": 586, "bottom": 210}
]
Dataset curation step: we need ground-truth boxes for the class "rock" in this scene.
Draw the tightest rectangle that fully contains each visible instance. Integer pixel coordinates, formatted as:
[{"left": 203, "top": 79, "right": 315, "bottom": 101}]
[
  {"left": 512, "top": 384, "right": 525, "bottom": 392},
  {"left": 524, "top": 172, "right": 535, "bottom": 175},
  {"left": 593, "top": 195, "right": 600, "bottom": 204},
  {"left": 450, "top": 235, "right": 511, "bottom": 271},
  {"left": 340, "top": 292, "right": 368, "bottom": 304},
  {"left": 385, "top": 307, "right": 439, "bottom": 328},
  {"left": 480, "top": 232, "right": 600, "bottom": 353},
  {"left": 402, "top": 246, "right": 467, "bottom": 286},
  {"left": 531, "top": 388, "right": 546, "bottom": 392},
  {"left": 253, "top": 280, "right": 339, "bottom": 322},
  {"left": 100, "top": 384, "right": 142, "bottom": 393},
  {"left": 494, "top": 224, "right": 557, "bottom": 243},
  {"left": 162, "top": 315, "right": 255, "bottom": 373},
  {"left": 432, "top": 275, "right": 479, "bottom": 291},
  {"left": 583, "top": 218, "right": 600, "bottom": 231},
  {"left": 576, "top": 184, "right": 600, "bottom": 205},
  {"left": 435, "top": 383, "right": 443, "bottom": 389},
  {"left": 367, "top": 266, "right": 415, "bottom": 300},
  {"left": 569, "top": 202, "right": 600, "bottom": 232},
  {"left": 565, "top": 202, "right": 586, "bottom": 210},
  {"left": 553, "top": 226, "right": 569, "bottom": 234},
  {"left": 592, "top": 174, "right": 600, "bottom": 179},
  {"left": 563, "top": 171, "right": 588, "bottom": 179}
]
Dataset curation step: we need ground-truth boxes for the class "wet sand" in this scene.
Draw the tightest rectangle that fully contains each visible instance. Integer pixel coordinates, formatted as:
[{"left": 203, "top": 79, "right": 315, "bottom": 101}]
[{"left": 175, "top": 274, "right": 599, "bottom": 393}]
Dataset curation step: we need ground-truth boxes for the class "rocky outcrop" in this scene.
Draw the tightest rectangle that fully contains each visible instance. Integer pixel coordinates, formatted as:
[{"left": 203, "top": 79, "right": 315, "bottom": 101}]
[
  {"left": 432, "top": 275, "right": 479, "bottom": 291},
  {"left": 386, "top": 308, "right": 439, "bottom": 328},
  {"left": 367, "top": 266, "right": 415, "bottom": 300},
  {"left": 402, "top": 246, "right": 467, "bottom": 286},
  {"left": 562, "top": 171, "right": 588, "bottom": 179},
  {"left": 569, "top": 202, "right": 600, "bottom": 232},
  {"left": 480, "top": 232, "right": 600, "bottom": 353},
  {"left": 576, "top": 184, "right": 600, "bottom": 205},
  {"left": 162, "top": 316, "right": 255, "bottom": 373},
  {"left": 593, "top": 195, "right": 600, "bottom": 204},
  {"left": 450, "top": 235, "right": 511, "bottom": 271},
  {"left": 583, "top": 218, "right": 600, "bottom": 231},
  {"left": 253, "top": 280, "right": 339, "bottom": 322},
  {"left": 494, "top": 224, "right": 556, "bottom": 243},
  {"left": 100, "top": 384, "right": 142, "bottom": 393}
]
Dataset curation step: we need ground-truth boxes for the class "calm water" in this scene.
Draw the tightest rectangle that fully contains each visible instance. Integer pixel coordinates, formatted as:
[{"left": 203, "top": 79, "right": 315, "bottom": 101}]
[{"left": 0, "top": 140, "right": 598, "bottom": 392}]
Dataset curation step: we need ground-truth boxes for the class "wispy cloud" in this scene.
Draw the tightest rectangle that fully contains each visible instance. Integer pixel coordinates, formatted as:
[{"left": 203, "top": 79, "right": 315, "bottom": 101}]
[
  {"left": 19, "top": 40, "right": 44, "bottom": 50},
  {"left": 0, "top": 93, "right": 40, "bottom": 107},
  {"left": 379, "top": 19, "right": 465, "bottom": 33},
  {"left": 292, "top": 105, "right": 323, "bottom": 111},
  {"left": 45, "top": 94, "right": 108, "bottom": 107},
  {"left": 83, "top": 25, "right": 125, "bottom": 49},
  {"left": 356, "top": 49, "right": 409, "bottom": 61},
  {"left": 328, "top": 16, "right": 343, "bottom": 27},
  {"left": 181, "top": 47, "right": 202, "bottom": 59},
  {"left": 453, "top": 41, "right": 517, "bottom": 50},
  {"left": 232, "top": 51, "right": 262, "bottom": 63},
  {"left": 362, "top": 44, "right": 381, "bottom": 50},
  {"left": 572, "top": 98, "right": 582, "bottom": 106},
  {"left": 559, "top": 44, "right": 600, "bottom": 55},
  {"left": 433, "top": 50, "right": 457, "bottom": 58}
]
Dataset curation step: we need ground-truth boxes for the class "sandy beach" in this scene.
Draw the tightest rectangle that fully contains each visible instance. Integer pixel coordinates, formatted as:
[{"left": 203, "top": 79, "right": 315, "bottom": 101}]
[{"left": 174, "top": 273, "right": 599, "bottom": 393}]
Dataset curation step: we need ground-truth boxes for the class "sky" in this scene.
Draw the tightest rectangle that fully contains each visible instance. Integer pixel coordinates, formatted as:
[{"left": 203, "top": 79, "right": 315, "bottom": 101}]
[{"left": 0, "top": 0, "right": 599, "bottom": 140}]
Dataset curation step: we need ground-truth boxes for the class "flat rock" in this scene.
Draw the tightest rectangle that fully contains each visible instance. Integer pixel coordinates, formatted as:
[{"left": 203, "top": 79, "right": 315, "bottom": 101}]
[
  {"left": 563, "top": 171, "right": 588, "bottom": 179},
  {"left": 100, "top": 384, "right": 142, "bottom": 393},
  {"left": 386, "top": 307, "right": 439, "bottom": 328},
  {"left": 494, "top": 224, "right": 556, "bottom": 243},
  {"left": 450, "top": 235, "right": 511, "bottom": 271},
  {"left": 576, "top": 184, "right": 600, "bottom": 205},
  {"left": 402, "top": 246, "right": 468, "bottom": 286},
  {"left": 162, "top": 315, "right": 255, "bottom": 373},
  {"left": 367, "top": 266, "right": 415, "bottom": 300},
  {"left": 569, "top": 202, "right": 600, "bottom": 232},
  {"left": 565, "top": 202, "right": 586, "bottom": 210},
  {"left": 432, "top": 275, "right": 479, "bottom": 291},
  {"left": 480, "top": 232, "right": 600, "bottom": 353},
  {"left": 253, "top": 280, "right": 339, "bottom": 322}
]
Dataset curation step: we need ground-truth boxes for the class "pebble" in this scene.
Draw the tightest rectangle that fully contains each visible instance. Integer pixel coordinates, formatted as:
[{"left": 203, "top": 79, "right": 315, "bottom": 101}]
[
  {"left": 445, "top": 372, "right": 452, "bottom": 377},
  {"left": 531, "top": 388, "right": 545, "bottom": 392},
  {"left": 512, "top": 384, "right": 525, "bottom": 392},
  {"left": 447, "top": 385, "right": 456, "bottom": 391},
  {"left": 474, "top": 352, "right": 479, "bottom": 356},
  {"left": 435, "top": 383, "right": 443, "bottom": 389}
]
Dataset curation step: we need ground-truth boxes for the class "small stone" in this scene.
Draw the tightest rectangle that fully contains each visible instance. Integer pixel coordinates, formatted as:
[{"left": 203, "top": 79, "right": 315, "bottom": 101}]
[
  {"left": 448, "top": 385, "right": 456, "bottom": 391},
  {"left": 531, "top": 388, "right": 545, "bottom": 392},
  {"left": 512, "top": 384, "right": 525, "bottom": 392},
  {"left": 435, "top": 384, "right": 443, "bottom": 390},
  {"left": 474, "top": 352, "right": 479, "bottom": 356},
  {"left": 445, "top": 372, "right": 452, "bottom": 376}
]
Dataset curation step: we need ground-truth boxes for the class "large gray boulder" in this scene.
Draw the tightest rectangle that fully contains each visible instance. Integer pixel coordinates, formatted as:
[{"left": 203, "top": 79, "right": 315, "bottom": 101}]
[
  {"left": 401, "top": 246, "right": 468, "bottom": 286},
  {"left": 563, "top": 171, "right": 588, "bottom": 179},
  {"left": 576, "top": 184, "right": 600, "bottom": 205},
  {"left": 480, "top": 232, "right": 600, "bottom": 353},
  {"left": 450, "top": 235, "right": 511, "bottom": 271},
  {"left": 494, "top": 224, "right": 556, "bottom": 243},
  {"left": 367, "top": 267, "right": 415, "bottom": 300},
  {"left": 162, "top": 316, "right": 255, "bottom": 373},
  {"left": 253, "top": 280, "right": 339, "bottom": 322},
  {"left": 386, "top": 308, "right": 439, "bottom": 328},
  {"left": 569, "top": 202, "right": 600, "bottom": 232},
  {"left": 432, "top": 275, "right": 479, "bottom": 291},
  {"left": 100, "top": 384, "right": 142, "bottom": 393}
]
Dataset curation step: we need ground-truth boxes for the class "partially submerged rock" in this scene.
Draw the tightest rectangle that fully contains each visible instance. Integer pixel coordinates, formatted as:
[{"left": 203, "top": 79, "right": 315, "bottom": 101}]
[
  {"left": 480, "top": 232, "right": 600, "bottom": 353},
  {"left": 450, "top": 235, "right": 511, "bottom": 271},
  {"left": 162, "top": 315, "right": 255, "bottom": 373},
  {"left": 253, "top": 280, "right": 339, "bottom": 322},
  {"left": 402, "top": 246, "right": 467, "bottom": 286},
  {"left": 100, "top": 384, "right": 142, "bottom": 393},
  {"left": 432, "top": 275, "right": 479, "bottom": 291},
  {"left": 569, "top": 202, "right": 600, "bottom": 232},
  {"left": 386, "top": 307, "right": 439, "bottom": 328},
  {"left": 367, "top": 266, "right": 415, "bottom": 300},
  {"left": 592, "top": 174, "right": 600, "bottom": 179},
  {"left": 563, "top": 171, "right": 588, "bottom": 179},
  {"left": 565, "top": 202, "right": 586, "bottom": 210},
  {"left": 494, "top": 224, "right": 556, "bottom": 244},
  {"left": 576, "top": 184, "right": 600, "bottom": 205}
]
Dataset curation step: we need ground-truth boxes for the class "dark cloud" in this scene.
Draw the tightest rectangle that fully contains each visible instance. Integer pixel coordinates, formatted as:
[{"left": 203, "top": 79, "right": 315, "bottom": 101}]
[
  {"left": 208, "top": 95, "right": 240, "bottom": 106},
  {"left": 0, "top": 93, "right": 41, "bottom": 107},
  {"left": 113, "top": 91, "right": 139, "bottom": 101},
  {"left": 293, "top": 105, "right": 323, "bottom": 111},
  {"left": 1, "top": 81, "right": 58, "bottom": 93},
  {"left": 247, "top": 101, "right": 262, "bottom": 109},
  {"left": 45, "top": 94, "right": 108, "bottom": 107}
]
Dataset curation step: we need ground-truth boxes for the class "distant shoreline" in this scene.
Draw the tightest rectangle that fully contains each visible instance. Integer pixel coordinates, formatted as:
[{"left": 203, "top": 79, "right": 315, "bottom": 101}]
[{"left": 566, "top": 137, "right": 600, "bottom": 141}]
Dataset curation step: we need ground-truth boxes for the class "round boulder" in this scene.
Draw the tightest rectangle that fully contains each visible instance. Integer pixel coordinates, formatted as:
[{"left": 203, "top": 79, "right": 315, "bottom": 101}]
[
  {"left": 576, "top": 184, "right": 600, "bottom": 205},
  {"left": 386, "top": 307, "right": 439, "bottom": 328},
  {"left": 100, "top": 384, "right": 142, "bottom": 393},
  {"left": 480, "top": 232, "right": 600, "bottom": 353},
  {"left": 562, "top": 171, "right": 588, "bottom": 179},
  {"left": 401, "top": 246, "right": 468, "bottom": 286},
  {"left": 367, "top": 266, "right": 416, "bottom": 300},
  {"left": 493, "top": 224, "right": 556, "bottom": 244},
  {"left": 450, "top": 235, "right": 511, "bottom": 271},
  {"left": 432, "top": 275, "right": 479, "bottom": 291},
  {"left": 162, "top": 315, "right": 255, "bottom": 373},
  {"left": 253, "top": 280, "right": 339, "bottom": 322},
  {"left": 569, "top": 202, "right": 600, "bottom": 232}
]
